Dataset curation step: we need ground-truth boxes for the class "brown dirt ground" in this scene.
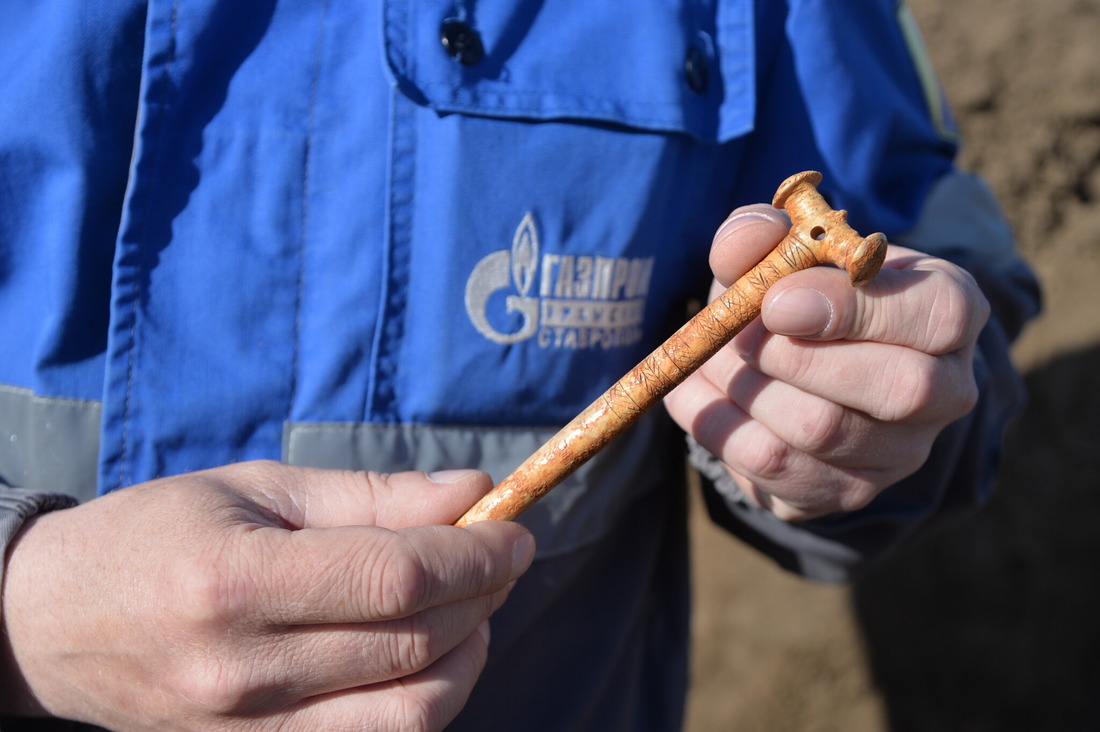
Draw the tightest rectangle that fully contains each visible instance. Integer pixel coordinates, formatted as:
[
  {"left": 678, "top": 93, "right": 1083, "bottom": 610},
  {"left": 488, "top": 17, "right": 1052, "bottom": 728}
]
[{"left": 685, "top": 1, "right": 1100, "bottom": 730}]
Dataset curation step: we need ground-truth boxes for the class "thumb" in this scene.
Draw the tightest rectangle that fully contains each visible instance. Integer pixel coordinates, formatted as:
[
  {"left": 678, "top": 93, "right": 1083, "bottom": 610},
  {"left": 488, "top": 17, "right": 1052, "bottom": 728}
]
[
  {"left": 708, "top": 204, "right": 791, "bottom": 286},
  {"left": 760, "top": 245, "right": 988, "bottom": 353},
  {"left": 368, "top": 469, "right": 497, "bottom": 529},
  {"left": 758, "top": 267, "right": 846, "bottom": 338},
  {"left": 231, "top": 462, "right": 495, "bottom": 530}
]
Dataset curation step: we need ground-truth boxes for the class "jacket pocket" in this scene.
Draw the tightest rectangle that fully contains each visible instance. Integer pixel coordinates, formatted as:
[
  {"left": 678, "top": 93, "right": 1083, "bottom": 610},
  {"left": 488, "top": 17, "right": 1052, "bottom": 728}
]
[{"left": 382, "top": 0, "right": 755, "bottom": 142}]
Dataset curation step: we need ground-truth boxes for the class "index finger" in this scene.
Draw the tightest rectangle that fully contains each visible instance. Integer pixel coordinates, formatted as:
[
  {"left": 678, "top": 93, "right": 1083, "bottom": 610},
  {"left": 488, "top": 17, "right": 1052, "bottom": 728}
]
[
  {"left": 708, "top": 204, "right": 792, "bottom": 286},
  {"left": 761, "top": 246, "right": 990, "bottom": 354},
  {"left": 198, "top": 520, "right": 535, "bottom": 627}
]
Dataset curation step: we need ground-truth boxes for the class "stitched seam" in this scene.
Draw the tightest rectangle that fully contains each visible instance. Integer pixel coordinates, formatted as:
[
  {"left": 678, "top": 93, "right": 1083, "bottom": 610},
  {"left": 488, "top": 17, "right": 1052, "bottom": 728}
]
[
  {"left": 405, "top": 84, "right": 716, "bottom": 138},
  {"left": 121, "top": 0, "right": 179, "bottom": 488},
  {"left": 369, "top": 91, "right": 416, "bottom": 420},
  {"left": 294, "top": 1, "right": 329, "bottom": 423},
  {"left": 416, "top": 82, "right": 692, "bottom": 115}
]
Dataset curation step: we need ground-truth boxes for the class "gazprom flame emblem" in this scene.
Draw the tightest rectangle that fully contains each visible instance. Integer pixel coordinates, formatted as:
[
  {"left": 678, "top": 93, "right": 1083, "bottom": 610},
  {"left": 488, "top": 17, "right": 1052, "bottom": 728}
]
[
  {"left": 465, "top": 213, "right": 541, "bottom": 344},
  {"left": 511, "top": 213, "right": 538, "bottom": 299},
  {"left": 465, "top": 212, "right": 653, "bottom": 349}
]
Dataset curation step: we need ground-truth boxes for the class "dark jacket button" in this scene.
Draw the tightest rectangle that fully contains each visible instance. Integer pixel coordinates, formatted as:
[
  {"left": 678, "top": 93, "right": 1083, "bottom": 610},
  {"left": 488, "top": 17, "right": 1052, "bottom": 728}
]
[
  {"left": 440, "top": 18, "right": 484, "bottom": 65},
  {"left": 684, "top": 44, "right": 709, "bottom": 93}
]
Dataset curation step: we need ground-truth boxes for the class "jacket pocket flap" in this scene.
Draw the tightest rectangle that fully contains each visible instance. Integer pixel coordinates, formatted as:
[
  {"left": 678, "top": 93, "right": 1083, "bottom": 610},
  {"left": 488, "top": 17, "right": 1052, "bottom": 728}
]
[{"left": 383, "top": 0, "right": 755, "bottom": 142}]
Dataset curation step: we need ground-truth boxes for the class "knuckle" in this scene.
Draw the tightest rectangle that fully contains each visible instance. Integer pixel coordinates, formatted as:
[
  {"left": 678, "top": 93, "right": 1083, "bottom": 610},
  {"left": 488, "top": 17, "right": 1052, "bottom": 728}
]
[
  {"left": 374, "top": 536, "right": 430, "bottom": 619},
  {"left": 164, "top": 557, "right": 287, "bottom": 719},
  {"left": 390, "top": 696, "right": 439, "bottom": 732},
  {"left": 836, "top": 480, "right": 882, "bottom": 514},
  {"left": 460, "top": 525, "right": 516, "bottom": 593},
  {"left": 793, "top": 401, "right": 848, "bottom": 455},
  {"left": 382, "top": 618, "right": 437, "bottom": 677},
  {"left": 736, "top": 431, "right": 794, "bottom": 481},
  {"left": 877, "top": 356, "right": 937, "bottom": 422},
  {"left": 925, "top": 270, "right": 990, "bottom": 354},
  {"left": 174, "top": 551, "right": 254, "bottom": 629},
  {"left": 171, "top": 654, "right": 254, "bottom": 716},
  {"left": 898, "top": 369, "right": 937, "bottom": 422},
  {"left": 358, "top": 686, "right": 447, "bottom": 732},
  {"left": 886, "top": 351, "right": 980, "bottom": 424},
  {"left": 349, "top": 469, "right": 393, "bottom": 496}
]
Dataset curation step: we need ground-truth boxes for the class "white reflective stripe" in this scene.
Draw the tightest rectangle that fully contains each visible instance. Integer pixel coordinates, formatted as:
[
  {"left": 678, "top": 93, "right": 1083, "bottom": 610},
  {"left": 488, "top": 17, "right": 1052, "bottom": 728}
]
[
  {"left": 0, "top": 384, "right": 101, "bottom": 502},
  {"left": 897, "top": 3, "right": 959, "bottom": 142},
  {"left": 283, "top": 412, "right": 682, "bottom": 559}
]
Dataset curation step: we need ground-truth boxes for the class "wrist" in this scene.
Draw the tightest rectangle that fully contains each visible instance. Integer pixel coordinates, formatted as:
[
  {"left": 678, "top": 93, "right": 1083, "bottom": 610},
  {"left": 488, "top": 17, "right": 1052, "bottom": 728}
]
[
  {"left": 0, "top": 489, "right": 79, "bottom": 718},
  {"left": 0, "top": 514, "right": 52, "bottom": 717}
]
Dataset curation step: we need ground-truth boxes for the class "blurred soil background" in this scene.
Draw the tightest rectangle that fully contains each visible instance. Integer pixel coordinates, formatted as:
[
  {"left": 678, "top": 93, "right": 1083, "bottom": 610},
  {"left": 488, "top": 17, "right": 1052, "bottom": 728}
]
[{"left": 685, "top": 0, "right": 1100, "bottom": 730}]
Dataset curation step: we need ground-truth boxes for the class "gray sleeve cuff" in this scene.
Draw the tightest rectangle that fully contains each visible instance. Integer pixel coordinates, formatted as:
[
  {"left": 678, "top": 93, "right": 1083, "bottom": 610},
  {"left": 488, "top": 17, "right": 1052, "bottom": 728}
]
[
  {"left": 1, "top": 488, "right": 79, "bottom": 623},
  {"left": 1, "top": 489, "right": 78, "bottom": 552},
  {"left": 0, "top": 489, "right": 79, "bottom": 728},
  {"left": 688, "top": 401, "right": 981, "bottom": 584}
]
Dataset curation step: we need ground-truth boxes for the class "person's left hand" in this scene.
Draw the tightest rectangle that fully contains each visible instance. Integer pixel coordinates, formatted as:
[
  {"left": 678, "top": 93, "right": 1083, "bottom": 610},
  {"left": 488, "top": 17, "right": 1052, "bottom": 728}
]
[{"left": 665, "top": 204, "right": 990, "bottom": 521}]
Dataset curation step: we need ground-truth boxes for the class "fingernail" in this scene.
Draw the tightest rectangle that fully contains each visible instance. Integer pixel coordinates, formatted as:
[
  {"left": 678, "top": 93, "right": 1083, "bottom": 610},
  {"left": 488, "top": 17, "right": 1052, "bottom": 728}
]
[
  {"left": 510, "top": 533, "right": 536, "bottom": 579},
  {"left": 714, "top": 211, "right": 781, "bottom": 241},
  {"left": 427, "top": 469, "right": 480, "bottom": 484},
  {"left": 476, "top": 619, "right": 491, "bottom": 645},
  {"left": 765, "top": 287, "right": 833, "bottom": 336}
]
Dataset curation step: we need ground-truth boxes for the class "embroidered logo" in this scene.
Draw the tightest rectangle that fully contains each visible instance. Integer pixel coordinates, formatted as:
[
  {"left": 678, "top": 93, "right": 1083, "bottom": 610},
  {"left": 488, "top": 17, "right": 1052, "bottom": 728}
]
[{"left": 465, "top": 213, "right": 653, "bottom": 349}]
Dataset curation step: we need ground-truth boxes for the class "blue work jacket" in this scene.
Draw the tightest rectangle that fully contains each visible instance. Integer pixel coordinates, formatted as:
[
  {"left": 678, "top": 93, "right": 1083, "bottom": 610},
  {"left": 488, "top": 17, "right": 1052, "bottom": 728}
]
[{"left": 0, "top": 1, "right": 1039, "bottom": 730}]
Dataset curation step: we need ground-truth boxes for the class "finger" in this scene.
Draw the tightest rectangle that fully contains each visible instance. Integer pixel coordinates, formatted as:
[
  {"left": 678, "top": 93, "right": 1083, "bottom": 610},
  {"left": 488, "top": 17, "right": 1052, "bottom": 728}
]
[
  {"left": 708, "top": 204, "right": 791, "bottom": 286},
  {"left": 228, "top": 589, "right": 511, "bottom": 708},
  {"left": 226, "top": 461, "right": 496, "bottom": 530},
  {"left": 713, "top": 350, "right": 936, "bottom": 474},
  {"left": 268, "top": 621, "right": 492, "bottom": 732},
  {"left": 669, "top": 360, "right": 885, "bottom": 516},
  {"left": 680, "top": 342, "right": 929, "bottom": 479},
  {"left": 760, "top": 246, "right": 990, "bottom": 354},
  {"left": 188, "top": 519, "right": 535, "bottom": 628},
  {"left": 733, "top": 324, "right": 979, "bottom": 424}
]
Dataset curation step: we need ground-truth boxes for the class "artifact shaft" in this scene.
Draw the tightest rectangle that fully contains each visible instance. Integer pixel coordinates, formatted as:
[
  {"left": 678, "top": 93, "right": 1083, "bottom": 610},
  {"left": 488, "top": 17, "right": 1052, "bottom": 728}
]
[{"left": 455, "top": 171, "right": 888, "bottom": 526}]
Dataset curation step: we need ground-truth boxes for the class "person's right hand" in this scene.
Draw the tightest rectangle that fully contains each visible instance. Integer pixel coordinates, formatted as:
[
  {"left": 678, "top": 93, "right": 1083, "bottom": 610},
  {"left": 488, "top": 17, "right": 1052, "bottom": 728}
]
[{"left": 0, "top": 461, "right": 534, "bottom": 731}]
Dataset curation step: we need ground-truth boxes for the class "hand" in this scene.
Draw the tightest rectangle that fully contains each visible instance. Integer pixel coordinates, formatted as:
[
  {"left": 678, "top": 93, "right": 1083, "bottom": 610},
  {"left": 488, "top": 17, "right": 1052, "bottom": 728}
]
[
  {"left": 0, "top": 461, "right": 534, "bottom": 731},
  {"left": 666, "top": 204, "right": 990, "bottom": 521}
]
